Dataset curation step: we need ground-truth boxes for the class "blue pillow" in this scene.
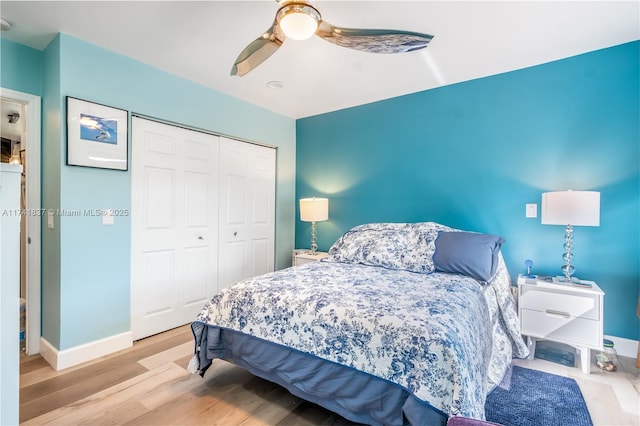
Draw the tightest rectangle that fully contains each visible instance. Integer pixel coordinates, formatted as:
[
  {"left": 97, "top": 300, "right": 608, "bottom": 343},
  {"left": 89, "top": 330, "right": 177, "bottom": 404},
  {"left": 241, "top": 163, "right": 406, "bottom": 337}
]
[{"left": 433, "top": 231, "right": 505, "bottom": 282}]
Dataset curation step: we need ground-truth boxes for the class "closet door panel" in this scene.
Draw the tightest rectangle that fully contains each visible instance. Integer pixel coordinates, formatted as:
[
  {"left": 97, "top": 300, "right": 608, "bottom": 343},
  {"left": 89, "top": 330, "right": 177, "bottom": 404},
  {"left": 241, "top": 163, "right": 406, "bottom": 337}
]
[
  {"left": 132, "top": 119, "right": 274, "bottom": 339},
  {"left": 144, "top": 167, "right": 175, "bottom": 230},
  {"left": 131, "top": 117, "right": 219, "bottom": 340},
  {"left": 218, "top": 137, "right": 275, "bottom": 291},
  {"left": 183, "top": 246, "right": 211, "bottom": 305},
  {"left": 142, "top": 250, "right": 174, "bottom": 316},
  {"left": 251, "top": 238, "right": 270, "bottom": 277}
]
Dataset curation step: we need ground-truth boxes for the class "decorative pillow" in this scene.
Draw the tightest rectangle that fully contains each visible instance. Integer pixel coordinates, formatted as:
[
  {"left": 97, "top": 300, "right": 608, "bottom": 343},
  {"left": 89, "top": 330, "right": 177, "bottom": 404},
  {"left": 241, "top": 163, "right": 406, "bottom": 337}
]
[
  {"left": 325, "top": 222, "right": 451, "bottom": 273},
  {"left": 432, "top": 231, "right": 505, "bottom": 282}
]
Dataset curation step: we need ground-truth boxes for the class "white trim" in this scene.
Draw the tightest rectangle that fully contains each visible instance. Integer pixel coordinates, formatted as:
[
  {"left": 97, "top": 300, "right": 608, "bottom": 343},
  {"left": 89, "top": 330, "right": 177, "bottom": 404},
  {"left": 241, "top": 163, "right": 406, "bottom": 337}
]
[
  {"left": 604, "top": 335, "right": 638, "bottom": 359},
  {"left": 0, "top": 88, "right": 42, "bottom": 356},
  {"left": 39, "top": 332, "right": 133, "bottom": 371},
  {"left": 38, "top": 337, "right": 59, "bottom": 371}
]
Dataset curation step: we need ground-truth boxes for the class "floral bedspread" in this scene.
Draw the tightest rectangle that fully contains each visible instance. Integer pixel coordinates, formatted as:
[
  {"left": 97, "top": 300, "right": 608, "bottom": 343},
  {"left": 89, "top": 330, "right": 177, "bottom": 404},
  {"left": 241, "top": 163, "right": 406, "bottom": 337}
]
[{"left": 193, "top": 259, "right": 528, "bottom": 419}]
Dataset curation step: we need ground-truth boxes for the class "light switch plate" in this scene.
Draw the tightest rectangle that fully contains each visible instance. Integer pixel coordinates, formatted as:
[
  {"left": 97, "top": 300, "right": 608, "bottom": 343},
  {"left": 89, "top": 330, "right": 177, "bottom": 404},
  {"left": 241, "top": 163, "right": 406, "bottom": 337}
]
[
  {"left": 101, "top": 209, "right": 114, "bottom": 225},
  {"left": 526, "top": 203, "right": 537, "bottom": 218}
]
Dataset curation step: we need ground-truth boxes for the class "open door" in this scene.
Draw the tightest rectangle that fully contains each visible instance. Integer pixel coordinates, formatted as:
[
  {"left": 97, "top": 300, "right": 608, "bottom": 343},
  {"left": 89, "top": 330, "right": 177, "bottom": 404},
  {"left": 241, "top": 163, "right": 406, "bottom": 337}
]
[{"left": 0, "top": 88, "right": 42, "bottom": 356}]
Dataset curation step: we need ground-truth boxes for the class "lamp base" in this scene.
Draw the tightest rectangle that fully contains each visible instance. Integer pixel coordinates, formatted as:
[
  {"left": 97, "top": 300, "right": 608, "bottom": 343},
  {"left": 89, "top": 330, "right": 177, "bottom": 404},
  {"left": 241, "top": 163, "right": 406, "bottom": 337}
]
[
  {"left": 554, "top": 275, "right": 582, "bottom": 284},
  {"left": 309, "top": 221, "right": 318, "bottom": 255}
]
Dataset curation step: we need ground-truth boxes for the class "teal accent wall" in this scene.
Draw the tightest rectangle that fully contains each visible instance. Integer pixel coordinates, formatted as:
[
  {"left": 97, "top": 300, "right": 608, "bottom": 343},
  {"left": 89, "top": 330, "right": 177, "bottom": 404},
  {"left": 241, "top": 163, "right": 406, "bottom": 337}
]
[
  {"left": 39, "top": 34, "right": 295, "bottom": 351},
  {"left": 296, "top": 41, "right": 640, "bottom": 341},
  {"left": 0, "top": 38, "right": 43, "bottom": 95}
]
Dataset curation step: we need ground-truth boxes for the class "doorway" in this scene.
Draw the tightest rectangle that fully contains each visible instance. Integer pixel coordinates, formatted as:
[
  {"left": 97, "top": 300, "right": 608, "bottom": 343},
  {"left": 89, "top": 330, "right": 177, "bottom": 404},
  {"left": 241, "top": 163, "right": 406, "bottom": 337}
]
[{"left": 0, "top": 88, "right": 42, "bottom": 355}]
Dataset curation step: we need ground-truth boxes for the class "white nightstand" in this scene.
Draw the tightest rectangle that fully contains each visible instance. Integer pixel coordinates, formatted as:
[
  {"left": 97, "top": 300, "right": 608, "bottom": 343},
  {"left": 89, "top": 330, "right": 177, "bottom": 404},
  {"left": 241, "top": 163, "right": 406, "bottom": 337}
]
[
  {"left": 517, "top": 275, "right": 604, "bottom": 374},
  {"left": 292, "top": 250, "right": 328, "bottom": 266}
]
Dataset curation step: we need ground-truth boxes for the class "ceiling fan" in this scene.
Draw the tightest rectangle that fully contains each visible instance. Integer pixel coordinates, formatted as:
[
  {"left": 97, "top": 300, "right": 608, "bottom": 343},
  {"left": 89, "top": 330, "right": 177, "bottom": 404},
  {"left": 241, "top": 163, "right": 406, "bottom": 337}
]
[{"left": 231, "top": 0, "right": 434, "bottom": 77}]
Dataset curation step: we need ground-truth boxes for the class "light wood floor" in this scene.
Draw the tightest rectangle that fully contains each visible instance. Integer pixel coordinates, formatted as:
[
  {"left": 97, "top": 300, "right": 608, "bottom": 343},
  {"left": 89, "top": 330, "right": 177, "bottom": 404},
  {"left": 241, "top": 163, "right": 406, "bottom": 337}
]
[{"left": 20, "top": 325, "right": 640, "bottom": 425}]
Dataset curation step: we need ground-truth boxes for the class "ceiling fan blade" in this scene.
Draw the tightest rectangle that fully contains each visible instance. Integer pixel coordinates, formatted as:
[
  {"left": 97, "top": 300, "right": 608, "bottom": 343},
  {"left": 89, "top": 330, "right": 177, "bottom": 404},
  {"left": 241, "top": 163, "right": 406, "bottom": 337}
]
[
  {"left": 316, "top": 21, "right": 433, "bottom": 54},
  {"left": 231, "top": 21, "right": 284, "bottom": 77}
]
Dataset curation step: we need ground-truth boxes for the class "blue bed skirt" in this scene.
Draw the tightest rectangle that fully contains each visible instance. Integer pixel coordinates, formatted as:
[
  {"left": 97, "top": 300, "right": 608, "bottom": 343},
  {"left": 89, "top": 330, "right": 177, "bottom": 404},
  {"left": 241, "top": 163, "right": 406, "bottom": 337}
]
[{"left": 192, "top": 323, "right": 448, "bottom": 426}]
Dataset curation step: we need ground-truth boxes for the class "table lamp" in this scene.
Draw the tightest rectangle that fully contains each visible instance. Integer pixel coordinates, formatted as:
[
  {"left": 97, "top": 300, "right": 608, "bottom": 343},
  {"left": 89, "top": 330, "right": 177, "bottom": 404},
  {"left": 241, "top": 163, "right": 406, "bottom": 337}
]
[
  {"left": 541, "top": 190, "right": 600, "bottom": 282},
  {"left": 299, "top": 197, "right": 328, "bottom": 255}
]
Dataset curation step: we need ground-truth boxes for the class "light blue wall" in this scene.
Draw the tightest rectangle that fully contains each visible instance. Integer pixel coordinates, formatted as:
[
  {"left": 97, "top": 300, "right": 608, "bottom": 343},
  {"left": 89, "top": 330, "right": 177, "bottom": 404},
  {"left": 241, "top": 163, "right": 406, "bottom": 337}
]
[
  {"left": 296, "top": 41, "right": 640, "bottom": 341},
  {"left": 0, "top": 38, "right": 43, "bottom": 95},
  {"left": 42, "top": 36, "right": 63, "bottom": 347},
  {"left": 44, "top": 34, "right": 295, "bottom": 350}
]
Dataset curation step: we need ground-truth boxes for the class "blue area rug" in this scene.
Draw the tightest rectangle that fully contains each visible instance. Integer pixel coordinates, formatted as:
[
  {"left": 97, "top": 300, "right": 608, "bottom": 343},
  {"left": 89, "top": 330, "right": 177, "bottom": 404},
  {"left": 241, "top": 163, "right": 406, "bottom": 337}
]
[{"left": 485, "top": 366, "right": 593, "bottom": 426}]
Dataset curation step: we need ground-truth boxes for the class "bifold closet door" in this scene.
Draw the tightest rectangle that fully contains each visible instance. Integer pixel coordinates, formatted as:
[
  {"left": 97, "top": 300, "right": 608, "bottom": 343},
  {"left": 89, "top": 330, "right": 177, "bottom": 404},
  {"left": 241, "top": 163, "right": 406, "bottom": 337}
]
[
  {"left": 218, "top": 137, "right": 276, "bottom": 291},
  {"left": 131, "top": 117, "right": 219, "bottom": 340}
]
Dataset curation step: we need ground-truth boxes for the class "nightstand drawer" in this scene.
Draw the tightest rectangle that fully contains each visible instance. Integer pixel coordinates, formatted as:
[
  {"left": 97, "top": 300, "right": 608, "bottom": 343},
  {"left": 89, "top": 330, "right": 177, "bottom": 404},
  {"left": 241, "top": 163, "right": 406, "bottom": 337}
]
[
  {"left": 292, "top": 250, "right": 328, "bottom": 266},
  {"left": 294, "top": 256, "right": 318, "bottom": 266},
  {"left": 520, "top": 309, "right": 601, "bottom": 348},
  {"left": 519, "top": 286, "right": 600, "bottom": 321}
]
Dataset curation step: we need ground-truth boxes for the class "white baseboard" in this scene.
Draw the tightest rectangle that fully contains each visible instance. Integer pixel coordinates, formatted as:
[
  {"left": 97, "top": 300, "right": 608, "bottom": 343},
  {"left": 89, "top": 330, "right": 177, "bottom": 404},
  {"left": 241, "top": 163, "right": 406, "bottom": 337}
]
[
  {"left": 39, "top": 331, "right": 133, "bottom": 371},
  {"left": 605, "top": 335, "right": 638, "bottom": 359}
]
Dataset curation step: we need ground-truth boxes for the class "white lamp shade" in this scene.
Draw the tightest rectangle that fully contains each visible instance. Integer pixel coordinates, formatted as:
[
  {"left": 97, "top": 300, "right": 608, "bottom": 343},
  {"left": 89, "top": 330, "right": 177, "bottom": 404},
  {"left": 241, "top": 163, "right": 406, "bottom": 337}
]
[
  {"left": 300, "top": 197, "right": 328, "bottom": 222},
  {"left": 541, "top": 191, "right": 600, "bottom": 226}
]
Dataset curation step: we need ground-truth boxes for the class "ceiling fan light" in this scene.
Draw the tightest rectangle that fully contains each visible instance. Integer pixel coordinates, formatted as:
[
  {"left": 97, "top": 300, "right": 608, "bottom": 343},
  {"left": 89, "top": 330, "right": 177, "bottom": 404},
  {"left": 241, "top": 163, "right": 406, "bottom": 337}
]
[
  {"left": 277, "top": 4, "right": 320, "bottom": 41},
  {"left": 280, "top": 13, "right": 317, "bottom": 40},
  {"left": 0, "top": 17, "right": 11, "bottom": 32}
]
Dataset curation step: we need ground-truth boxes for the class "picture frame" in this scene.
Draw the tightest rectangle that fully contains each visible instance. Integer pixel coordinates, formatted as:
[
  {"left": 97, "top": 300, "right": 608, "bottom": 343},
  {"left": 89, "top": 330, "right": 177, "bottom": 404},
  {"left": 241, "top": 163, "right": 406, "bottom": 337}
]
[{"left": 66, "top": 96, "right": 128, "bottom": 170}]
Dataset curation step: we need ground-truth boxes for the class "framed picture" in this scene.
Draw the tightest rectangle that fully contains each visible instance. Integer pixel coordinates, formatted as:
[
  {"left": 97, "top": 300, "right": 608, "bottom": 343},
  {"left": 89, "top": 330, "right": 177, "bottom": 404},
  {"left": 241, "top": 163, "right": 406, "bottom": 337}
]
[{"left": 66, "top": 97, "right": 128, "bottom": 170}]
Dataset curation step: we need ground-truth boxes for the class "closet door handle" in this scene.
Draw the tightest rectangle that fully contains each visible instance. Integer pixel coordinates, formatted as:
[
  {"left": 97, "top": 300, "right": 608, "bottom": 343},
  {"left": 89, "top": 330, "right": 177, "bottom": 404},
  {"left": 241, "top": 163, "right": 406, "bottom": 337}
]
[
  {"left": 233, "top": 231, "right": 237, "bottom": 237},
  {"left": 197, "top": 236, "right": 203, "bottom": 240}
]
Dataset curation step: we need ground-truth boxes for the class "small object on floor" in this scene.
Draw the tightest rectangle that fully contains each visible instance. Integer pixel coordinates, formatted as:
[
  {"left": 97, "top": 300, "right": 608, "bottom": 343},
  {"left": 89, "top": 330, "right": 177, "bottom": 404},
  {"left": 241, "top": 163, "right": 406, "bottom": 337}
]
[
  {"left": 534, "top": 341, "right": 575, "bottom": 367},
  {"left": 595, "top": 354, "right": 617, "bottom": 372},
  {"left": 596, "top": 339, "right": 618, "bottom": 372}
]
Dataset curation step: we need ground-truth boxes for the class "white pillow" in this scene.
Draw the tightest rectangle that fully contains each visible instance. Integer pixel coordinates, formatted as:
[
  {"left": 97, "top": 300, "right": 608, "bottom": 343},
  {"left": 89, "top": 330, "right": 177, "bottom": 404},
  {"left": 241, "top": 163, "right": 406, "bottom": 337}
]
[{"left": 325, "top": 222, "right": 452, "bottom": 273}]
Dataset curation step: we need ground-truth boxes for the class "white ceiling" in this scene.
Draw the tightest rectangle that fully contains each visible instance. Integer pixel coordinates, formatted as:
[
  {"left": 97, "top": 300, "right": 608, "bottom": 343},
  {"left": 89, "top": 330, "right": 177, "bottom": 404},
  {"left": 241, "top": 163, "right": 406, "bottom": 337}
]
[{"left": 1, "top": 1, "right": 638, "bottom": 119}]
